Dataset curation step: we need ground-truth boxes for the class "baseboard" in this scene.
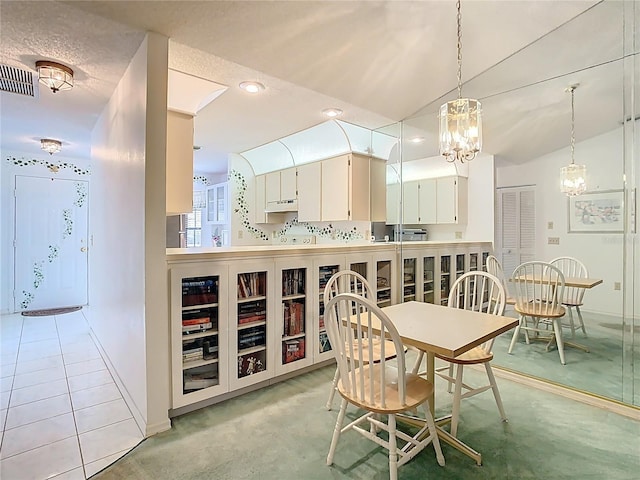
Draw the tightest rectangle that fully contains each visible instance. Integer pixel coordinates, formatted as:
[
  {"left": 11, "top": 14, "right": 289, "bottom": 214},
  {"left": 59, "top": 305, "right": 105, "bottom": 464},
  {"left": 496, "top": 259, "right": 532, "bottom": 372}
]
[
  {"left": 493, "top": 365, "right": 640, "bottom": 421},
  {"left": 145, "top": 418, "right": 172, "bottom": 436}
]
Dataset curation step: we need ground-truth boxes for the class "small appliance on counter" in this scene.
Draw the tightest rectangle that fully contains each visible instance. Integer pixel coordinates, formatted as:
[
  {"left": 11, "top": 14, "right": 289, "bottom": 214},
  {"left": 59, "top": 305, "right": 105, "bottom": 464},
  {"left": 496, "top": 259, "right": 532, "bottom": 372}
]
[{"left": 399, "top": 228, "right": 428, "bottom": 241}]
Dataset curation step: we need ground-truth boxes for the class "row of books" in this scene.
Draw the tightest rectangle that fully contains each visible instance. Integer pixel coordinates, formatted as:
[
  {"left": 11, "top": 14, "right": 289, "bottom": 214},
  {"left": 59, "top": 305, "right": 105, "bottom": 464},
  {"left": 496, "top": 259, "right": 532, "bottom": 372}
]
[
  {"left": 238, "top": 309, "right": 266, "bottom": 325},
  {"left": 282, "top": 269, "right": 305, "bottom": 296},
  {"left": 182, "top": 316, "right": 214, "bottom": 334},
  {"left": 183, "top": 365, "right": 218, "bottom": 391},
  {"left": 318, "top": 266, "right": 339, "bottom": 289},
  {"left": 238, "top": 272, "right": 266, "bottom": 298},
  {"left": 238, "top": 325, "right": 266, "bottom": 350},
  {"left": 182, "top": 278, "right": 218, "bottom": 307},
  {"left": 283, "top": 301, "right": 304, "bottom": 337}
]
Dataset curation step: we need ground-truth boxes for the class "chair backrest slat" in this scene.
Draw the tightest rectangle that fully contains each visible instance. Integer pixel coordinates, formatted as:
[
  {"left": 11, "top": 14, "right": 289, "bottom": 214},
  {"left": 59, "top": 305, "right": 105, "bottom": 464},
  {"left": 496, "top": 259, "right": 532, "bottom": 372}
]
[
  {"left": 448, "top": 271, "right": 506, "bottom": 352},
  {"left": 513, "top": 261, "right": 565, "bottom": 316}
]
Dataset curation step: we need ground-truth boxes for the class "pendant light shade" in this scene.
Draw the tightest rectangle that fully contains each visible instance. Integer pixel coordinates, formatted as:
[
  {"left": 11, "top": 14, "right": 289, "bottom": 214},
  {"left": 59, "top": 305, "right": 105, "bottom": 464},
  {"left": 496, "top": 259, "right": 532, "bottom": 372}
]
[
  {"left": 439, "top": 0, "right": 482, "bottom": 163},
  {"left": 560, "top": 85, "right": 587, "bottom": 196}
]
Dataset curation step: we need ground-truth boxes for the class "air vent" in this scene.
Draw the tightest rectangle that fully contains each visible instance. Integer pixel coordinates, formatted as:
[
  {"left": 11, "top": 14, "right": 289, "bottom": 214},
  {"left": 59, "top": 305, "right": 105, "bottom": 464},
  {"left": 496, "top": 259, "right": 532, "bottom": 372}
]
[{"left": 0, "top": 64, "right": 35, "bottom": 97}]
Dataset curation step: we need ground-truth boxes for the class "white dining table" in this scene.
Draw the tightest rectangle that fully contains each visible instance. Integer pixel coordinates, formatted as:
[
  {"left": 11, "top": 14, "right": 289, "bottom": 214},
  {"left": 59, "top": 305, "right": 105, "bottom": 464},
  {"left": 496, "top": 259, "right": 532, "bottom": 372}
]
[{"left": 380, "top": 301, "right": 518, "bottom": 465}]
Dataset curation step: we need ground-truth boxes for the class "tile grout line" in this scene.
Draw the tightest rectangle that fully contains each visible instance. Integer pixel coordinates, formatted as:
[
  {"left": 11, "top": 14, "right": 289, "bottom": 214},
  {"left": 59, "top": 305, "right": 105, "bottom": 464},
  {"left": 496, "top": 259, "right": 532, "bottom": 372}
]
[
  {"left": 0, "top": 315, "right": 23, "bottom": 456},
  {"left": 55, "top": 313, "right": 88, "bottom": 480}
]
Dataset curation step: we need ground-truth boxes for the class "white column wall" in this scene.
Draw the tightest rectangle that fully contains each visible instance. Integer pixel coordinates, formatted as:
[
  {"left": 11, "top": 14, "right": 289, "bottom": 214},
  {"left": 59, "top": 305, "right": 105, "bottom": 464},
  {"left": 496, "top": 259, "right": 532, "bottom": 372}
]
[
  {"left": 89, "top": 33, "right": 170, "bottom": 436},
  {"left": 496, "top": 127, "right": 625, "bottom": 316}
]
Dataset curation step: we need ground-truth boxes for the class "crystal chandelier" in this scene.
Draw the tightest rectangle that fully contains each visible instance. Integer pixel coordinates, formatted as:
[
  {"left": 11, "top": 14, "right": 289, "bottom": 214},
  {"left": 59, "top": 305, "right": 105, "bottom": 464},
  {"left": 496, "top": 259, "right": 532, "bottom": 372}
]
[
  {"left": 40, "top": 138, "right": 62, "bottom": 155},
  {"left": 560, "top": 85, "right": 587, "bottom": 196},
  {"left": 439, "top": 0, "right": 482, "bottom": 163}
]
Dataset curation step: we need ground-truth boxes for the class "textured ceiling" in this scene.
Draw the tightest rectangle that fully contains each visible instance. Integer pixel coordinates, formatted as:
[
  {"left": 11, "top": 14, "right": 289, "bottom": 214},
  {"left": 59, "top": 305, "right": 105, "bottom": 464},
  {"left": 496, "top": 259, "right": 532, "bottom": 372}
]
[{"left": 0, "top": 0, "right": 630, "bottom": 174}]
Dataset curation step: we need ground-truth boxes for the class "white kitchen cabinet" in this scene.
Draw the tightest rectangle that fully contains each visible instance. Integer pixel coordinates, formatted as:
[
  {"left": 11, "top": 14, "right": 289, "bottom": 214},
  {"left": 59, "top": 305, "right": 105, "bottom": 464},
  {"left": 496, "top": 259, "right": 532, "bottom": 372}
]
[
  {"left": 265, "top": 168, "right": 297, "bottom": 204},
  {"left": 166, "top": 110, "right": 194, "bottom": 215},
  {"left": 206, "top": 182, "right": 227, "bottom": 224},
  {"left": 386, "top": 183, "right": 400, "bottom": 225},
  {"left": 297, "top": 162, "right": 322, "bottom": 222},
  {"left": 404, "top": 178, "right": 437, "bottom": 225},
  {"left": 321, "top": 153, "right": 371, "bottom": 222},
  {"left": 436, "top": 176, "right": 467, "bottom": 224}
]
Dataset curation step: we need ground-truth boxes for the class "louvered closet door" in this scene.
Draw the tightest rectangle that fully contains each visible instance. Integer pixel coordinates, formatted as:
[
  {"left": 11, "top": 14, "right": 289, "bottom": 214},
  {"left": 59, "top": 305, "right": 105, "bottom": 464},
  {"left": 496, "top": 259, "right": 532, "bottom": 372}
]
[{"left": 496, "top": 186, "right": 536, "bottom": 295}]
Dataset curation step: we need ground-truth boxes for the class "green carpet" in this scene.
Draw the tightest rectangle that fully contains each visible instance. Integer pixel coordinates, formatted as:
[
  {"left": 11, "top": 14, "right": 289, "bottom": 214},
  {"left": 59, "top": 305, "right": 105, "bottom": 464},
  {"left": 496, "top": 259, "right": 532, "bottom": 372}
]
[{"left": 92, "top": 363, "right": 640, "bottom": 479}]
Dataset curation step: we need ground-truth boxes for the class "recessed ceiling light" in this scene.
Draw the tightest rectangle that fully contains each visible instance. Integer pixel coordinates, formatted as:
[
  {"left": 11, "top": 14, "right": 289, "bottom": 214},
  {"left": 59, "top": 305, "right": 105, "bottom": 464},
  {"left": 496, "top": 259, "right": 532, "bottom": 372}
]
[
  {"left": 322, "top": 108, "right": 343, "bottom": 118},
  {"left": 239, "top": 81, "right": 265, "bottom": 94},
  {"left": 410, "top": 136, "right": 425, "bottom": 144}
]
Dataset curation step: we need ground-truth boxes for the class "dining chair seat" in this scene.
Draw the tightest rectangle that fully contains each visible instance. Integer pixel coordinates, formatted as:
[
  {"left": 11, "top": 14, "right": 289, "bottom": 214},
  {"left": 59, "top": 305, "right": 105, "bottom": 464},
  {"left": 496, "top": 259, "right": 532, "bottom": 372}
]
[
  {"left": 514, "top": 303, "right": 566, "bottom": 318},
  {"left": 435, "top": 346, "right": 493, "bottom": 365}
]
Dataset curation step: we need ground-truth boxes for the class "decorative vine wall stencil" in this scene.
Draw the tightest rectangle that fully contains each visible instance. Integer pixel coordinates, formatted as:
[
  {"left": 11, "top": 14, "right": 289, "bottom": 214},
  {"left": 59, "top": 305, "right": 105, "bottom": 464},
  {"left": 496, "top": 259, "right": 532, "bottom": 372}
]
[
  {"left": 6, "top": 156, "right": 91, "bottom": 175},
  {"left": 230, "top": 169, "right": 270, "bottom": 241},
  {"left": 20, "top": 291, "right": 34, "bottom": 310},
  {"left": 229, "top": 169, "right": 365, "bottom": 242},
  {"left": 33, "top": 261, "right": 44, "bottom": 288},
  {"left": 48, "top": 245, "right": 59, "bottom": 262},
  {"left": 193, "top": 175, "right": 211, "bottom": 186},
  {"left": 62, "top": 209, "right": 73, "bottom": 239},
  {"left": 74, "top": 182, "right": 87, "bottom": 207}
]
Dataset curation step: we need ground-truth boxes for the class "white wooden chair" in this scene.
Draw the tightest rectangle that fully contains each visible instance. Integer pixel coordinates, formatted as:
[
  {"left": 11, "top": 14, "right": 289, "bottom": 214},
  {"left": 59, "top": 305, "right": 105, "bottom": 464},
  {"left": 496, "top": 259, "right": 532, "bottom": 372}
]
[
  {"left": 324, "top": 292, "right": 445, "bottom": 480},
  {"left": 508, "top": 261, "right": 567, "bottom": 364},
  {"left": 323, "top": 270, "right": 400, "bottom": 410},
  {"left": 434, "top": 271, "right": 508, "bottom": 437},
  {"left": 485, "top": 255, "right": 516, "bottom": 307},
  {"left": 549, "top": 256, "right": 589, "bottom": 338}
]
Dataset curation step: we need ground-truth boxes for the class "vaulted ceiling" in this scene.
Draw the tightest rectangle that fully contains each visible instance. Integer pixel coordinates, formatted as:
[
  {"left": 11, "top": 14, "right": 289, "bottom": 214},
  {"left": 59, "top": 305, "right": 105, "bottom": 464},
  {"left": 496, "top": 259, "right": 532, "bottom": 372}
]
[{"left": 0, "top": 1, "right": 631, "bottom": 174}]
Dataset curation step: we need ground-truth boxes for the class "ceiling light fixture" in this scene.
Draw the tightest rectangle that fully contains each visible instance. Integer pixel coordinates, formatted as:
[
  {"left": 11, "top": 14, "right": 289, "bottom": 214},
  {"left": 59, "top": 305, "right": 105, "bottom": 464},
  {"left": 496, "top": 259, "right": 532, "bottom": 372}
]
[
  {"left": 40, "top": 138, "right": 62, "bottom": 155},
  {"left": 239, "top": 81, "right": 265, "bottom": 94},
  {"left": 439, "top": 0, "right": 482, "bottom": 163},
  {"left": 322, "top": 108, "right": 343, "bottom": 118},
  {"left": 560, "top": 85, "right": 587, "bottom": 196},
  {"left": 410, "top": 136, "right": 425, "bottom": 144},
  {"left": 36, "top": 60, "right": 74, "bottom": 93}
]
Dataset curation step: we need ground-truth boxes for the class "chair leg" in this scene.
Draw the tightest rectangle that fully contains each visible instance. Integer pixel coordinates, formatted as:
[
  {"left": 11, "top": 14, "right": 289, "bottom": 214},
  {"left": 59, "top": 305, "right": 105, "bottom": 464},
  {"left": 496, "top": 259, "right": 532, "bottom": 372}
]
[
  {"left": 508, "top": 316, "right": 523, "bottom": 354},
  {"left": 566, "top": 307, "right": 576, "bottom": 338},
  {"left": 327, "top": 398, "right": 348, "bottom": 465},
  {"left": 388, "top": 414, "right": 398, "bottom": 480},
  {"left": 576, "top": 306, "right": 587, "bottom": 337},
  {"left": 450, "top": 364, "right": 464, "bottom": 438},
  {"left": 484, "top": 363, "right": 507, "bottom": 422},
  {"left": 552, "top": 318, "right": 566, "bottom": 365},
  {"left": 326, "top": 366, "right": 340, "bottom": 410}
]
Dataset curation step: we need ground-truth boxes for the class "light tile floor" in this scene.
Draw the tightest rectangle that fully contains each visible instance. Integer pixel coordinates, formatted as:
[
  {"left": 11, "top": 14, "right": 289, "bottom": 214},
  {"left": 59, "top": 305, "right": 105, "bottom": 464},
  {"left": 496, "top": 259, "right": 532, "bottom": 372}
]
[{"left": 0, "top": 310, "right": 143, "bottom": 479}]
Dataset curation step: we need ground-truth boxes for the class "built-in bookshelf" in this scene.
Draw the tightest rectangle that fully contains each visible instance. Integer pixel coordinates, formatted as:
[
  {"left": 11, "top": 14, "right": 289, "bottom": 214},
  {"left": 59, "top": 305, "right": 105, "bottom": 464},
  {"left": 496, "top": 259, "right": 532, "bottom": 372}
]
[
  {"left": 440, "top": 255, "right": 451, "bottom": 305},
  {"left": 280, "top": 267, "right": 306, "bottom": 366},
  {"left": 469, "top": 252, "right": 479, "bottom": 271},
  {"left": 181, "top": 276, "right": 220, "bottom": 393},
  {"left": 376, "top": 259, "right": 392, "bottom": 306},
  {"left": 423, "top": 255, "right": 435, "bottom": 304},
  {"left": 318, "top": 263, "right": 340, "bottom": 357},
  {"left": 236, "top": 271, "right": 268, "bottom": 379},
  {"left": 403, "top": 257, "right": 416, "bottom": 302}
]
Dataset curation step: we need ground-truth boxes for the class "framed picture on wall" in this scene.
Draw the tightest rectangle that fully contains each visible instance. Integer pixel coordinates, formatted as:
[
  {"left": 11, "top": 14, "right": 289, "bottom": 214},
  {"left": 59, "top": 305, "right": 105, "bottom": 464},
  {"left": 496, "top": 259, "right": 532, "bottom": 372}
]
[{"left": 568, "top": 189, "right": 624, "bottom": 233}]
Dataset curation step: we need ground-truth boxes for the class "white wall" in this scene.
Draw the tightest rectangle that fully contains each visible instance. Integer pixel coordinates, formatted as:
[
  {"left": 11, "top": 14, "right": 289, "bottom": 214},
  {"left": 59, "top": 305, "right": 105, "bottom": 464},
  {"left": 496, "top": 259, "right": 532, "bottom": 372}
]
[
  {"left": 496, "top": 127, "right": 625, "bottom": 316},
  {"left": 0, "top": 151, "right": 91, "bottom": 313},
  {"left": 89, "top": 33, "right": 170, "bottom": 436}
]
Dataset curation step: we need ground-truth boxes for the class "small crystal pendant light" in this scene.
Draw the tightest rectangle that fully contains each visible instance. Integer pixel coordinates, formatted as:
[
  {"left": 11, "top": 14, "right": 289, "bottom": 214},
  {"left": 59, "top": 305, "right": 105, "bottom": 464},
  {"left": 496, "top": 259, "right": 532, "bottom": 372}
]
[{"left": 560, "top": 85, "right": 587, "bottom": 196}]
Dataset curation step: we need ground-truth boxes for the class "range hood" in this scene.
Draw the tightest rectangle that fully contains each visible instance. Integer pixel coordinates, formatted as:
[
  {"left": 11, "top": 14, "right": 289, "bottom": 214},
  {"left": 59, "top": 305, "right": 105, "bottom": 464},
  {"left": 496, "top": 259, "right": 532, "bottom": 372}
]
[{"left": 265, "top": 199, "right": 298, "bottom": 213}]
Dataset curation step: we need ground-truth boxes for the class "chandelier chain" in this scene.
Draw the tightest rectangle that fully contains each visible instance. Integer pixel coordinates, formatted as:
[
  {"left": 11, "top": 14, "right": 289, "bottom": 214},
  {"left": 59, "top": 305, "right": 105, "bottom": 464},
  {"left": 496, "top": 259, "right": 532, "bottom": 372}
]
[
  {"left": 456, "top": 0, "right": 463, "bottom": 99},
  {"left": 570, "top": 87, "right": 575, "bottom": 165}
]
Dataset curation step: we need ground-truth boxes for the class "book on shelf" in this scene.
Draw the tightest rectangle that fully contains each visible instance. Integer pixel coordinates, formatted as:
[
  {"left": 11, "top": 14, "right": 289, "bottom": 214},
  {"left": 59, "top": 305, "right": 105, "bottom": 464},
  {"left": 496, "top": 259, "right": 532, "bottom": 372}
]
[
  {"left": 238, "top": 313, "right": 266, "bottom": 325},
  {"left": 182, "top": 322, "right": 213, "bottom": 334},
  {"left": 182, "top": 316, "right": 210, "bottom": 326},
  {"left": 183, "top": 369, "right": 218, "bottom": 390},
  {"left": 238, "top": 350, "right": 266, "bottom": 378},
  {"left": 182, "top": 278, "right": 218, "bottom": 307},
  {"left": 283, "top": 338, "right": 305, "bottom": 364},
  {"left": 238, "top": 272, "right": 266, "bottom": 299},
  {"left": 283, "top": 301, "right": 304, "bottom": 337}
]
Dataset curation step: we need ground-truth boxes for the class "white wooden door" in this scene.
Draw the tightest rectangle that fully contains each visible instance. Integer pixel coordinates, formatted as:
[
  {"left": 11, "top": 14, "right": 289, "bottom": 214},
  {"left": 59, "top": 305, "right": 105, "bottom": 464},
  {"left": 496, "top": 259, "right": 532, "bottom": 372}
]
[
  {"left": 14, "top": 175, "right": 89, "bottom": 311},
  {"left": 496, "top": 186, "right": 536, "bottom": 294}
]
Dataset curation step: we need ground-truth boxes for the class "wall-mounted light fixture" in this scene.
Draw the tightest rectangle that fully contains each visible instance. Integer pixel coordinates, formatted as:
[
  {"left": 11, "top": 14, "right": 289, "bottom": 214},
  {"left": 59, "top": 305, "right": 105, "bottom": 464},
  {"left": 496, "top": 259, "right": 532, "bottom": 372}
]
[
  {"left": 41, "top": 138, "right": 62, "bottom": 155},
  {"left": 36, "top": 60, "right": 74, "bottom": 93}
]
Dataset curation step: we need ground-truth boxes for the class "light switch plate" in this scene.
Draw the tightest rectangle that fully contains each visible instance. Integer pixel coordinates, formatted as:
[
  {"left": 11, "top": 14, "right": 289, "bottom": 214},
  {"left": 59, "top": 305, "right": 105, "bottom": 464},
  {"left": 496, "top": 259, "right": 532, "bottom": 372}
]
[{"left": 548, "top": 237, "right": 560, "bottom": 245}]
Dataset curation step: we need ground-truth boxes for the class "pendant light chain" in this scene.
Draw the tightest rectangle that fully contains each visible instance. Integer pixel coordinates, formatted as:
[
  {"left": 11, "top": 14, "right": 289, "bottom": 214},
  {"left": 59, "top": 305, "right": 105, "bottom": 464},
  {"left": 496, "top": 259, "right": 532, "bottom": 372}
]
[
  {"left": 570, "top": 86, "right": 576, "bottom": 165},
  {"left": 456, "top": 0, "right": 463, "bottom": 100}
]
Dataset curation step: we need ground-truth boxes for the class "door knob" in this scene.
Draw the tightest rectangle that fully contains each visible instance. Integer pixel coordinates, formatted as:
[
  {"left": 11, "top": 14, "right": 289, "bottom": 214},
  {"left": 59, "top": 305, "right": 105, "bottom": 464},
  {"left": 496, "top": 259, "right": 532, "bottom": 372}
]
[{"left": 80, "top": 247, "right": 87, "bottom": 252}]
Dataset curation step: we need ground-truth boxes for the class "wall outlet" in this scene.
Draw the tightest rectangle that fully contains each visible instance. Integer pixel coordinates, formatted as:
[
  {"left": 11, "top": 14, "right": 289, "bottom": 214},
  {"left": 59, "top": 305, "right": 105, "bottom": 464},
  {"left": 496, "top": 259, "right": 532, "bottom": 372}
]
[
  {"left": 237, "top": 230, "right": 243, "bottom": 239},
  {"left": 547, "top": 221, "right": 554, "bottom": 229},
  {"left": 455, "top": 231, "right": 463, "bottom": 239},
  {"left": 548, "top": 237, "right": 560, "bottom": 245},
  {"left": 614, "top": 282, "right": 621, "bottom": 290}
]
